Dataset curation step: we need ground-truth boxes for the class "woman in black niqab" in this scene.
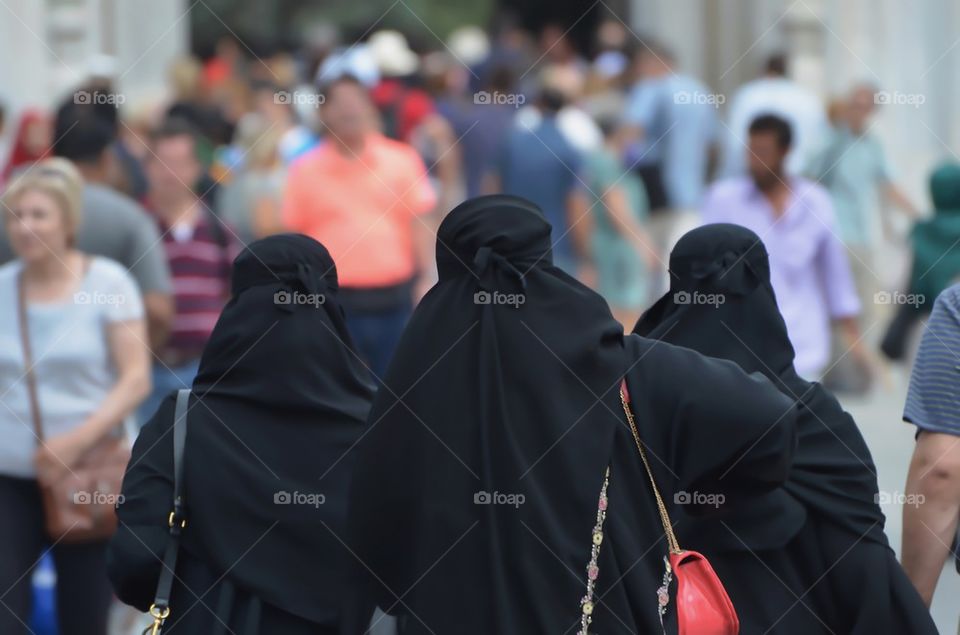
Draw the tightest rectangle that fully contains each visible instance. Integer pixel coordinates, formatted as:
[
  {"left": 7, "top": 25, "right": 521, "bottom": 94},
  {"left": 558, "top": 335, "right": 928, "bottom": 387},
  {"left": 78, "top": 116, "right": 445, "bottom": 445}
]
[
  {"left": 345, "top": 197, "right": 800, "bottom": 634},
  {"left": 634, "top": 223, "right": 937, "bottom": 634},
  {"left": 108, "top": 233, "right": 376, "bottom": 633}
]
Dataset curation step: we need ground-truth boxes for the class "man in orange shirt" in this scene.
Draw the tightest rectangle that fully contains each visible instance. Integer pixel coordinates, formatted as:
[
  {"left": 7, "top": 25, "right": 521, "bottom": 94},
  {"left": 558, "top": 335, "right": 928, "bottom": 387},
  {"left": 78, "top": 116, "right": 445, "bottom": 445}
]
[{"left": 283, "top": 75, "right": 438, "bottom": 377}]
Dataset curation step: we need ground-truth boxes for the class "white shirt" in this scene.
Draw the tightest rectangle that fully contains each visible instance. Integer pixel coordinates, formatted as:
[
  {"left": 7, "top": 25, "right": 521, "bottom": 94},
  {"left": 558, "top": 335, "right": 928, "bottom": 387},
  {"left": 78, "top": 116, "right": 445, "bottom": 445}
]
[
  {"left": 515, "top": 105, "right": 602, "bottom": 154},
  {"left": 0, "top": 257, "right": 143, "bottom": 477}
]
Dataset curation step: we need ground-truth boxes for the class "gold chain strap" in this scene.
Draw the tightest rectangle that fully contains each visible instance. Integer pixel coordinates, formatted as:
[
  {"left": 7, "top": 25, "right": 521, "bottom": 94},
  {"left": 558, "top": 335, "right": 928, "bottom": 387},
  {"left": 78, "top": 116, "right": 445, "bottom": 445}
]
[{"left": 620, "top": 388, "right": 682, "bottom": 554}]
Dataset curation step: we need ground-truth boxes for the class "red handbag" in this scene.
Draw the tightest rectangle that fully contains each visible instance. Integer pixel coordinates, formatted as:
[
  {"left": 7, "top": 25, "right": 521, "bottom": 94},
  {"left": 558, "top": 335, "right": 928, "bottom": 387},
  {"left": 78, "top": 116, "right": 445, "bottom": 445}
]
[{"left": 621, "top": 381, "right": 739, "bottom": 635}]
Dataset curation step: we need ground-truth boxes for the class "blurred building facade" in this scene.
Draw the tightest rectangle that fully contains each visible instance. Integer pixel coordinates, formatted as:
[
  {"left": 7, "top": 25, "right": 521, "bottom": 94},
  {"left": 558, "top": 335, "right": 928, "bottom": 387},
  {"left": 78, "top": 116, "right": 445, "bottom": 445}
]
[
  {"left": 634, "top": 0, "right": 960, "bottom": 206},
  {"left": 0, "top": 0, "right": 188, "bottom": 118},
  {"left": 0, "top": 0, "right": 958, "bottom": 210}
]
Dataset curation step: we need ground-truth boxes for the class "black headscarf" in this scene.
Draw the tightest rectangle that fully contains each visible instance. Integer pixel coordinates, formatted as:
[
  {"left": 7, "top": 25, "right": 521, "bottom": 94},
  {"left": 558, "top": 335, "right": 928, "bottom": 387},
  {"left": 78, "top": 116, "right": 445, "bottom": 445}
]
[
  {"left": 346, "top": 195, "right": 627, "bottom": 633},
  {"left": 634, "top": 223, "right": 886, "bottom": 551},
  {"left": 192, "top": 232, "right": 374, "bottom": 419},
  {"left": 112, "top": 234, "right": 375, "bottom": 625}
]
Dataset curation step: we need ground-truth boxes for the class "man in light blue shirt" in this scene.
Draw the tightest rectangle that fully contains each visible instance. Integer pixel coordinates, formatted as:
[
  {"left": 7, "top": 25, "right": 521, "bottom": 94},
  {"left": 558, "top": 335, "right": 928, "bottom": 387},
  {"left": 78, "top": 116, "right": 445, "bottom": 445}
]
[
  {"left": 491, "top": 89, "right": 584, "bottom": 274},
  {"left": 625, "top": 44, "right": 718, "bottom": 212},
  {"left": 806, "top": 83, "right": 918, "bottom": 321},
  {"left": 807, "top": 83, "right": 918, "bottom": 248},
  {"left": 624, "top": 43, "right": 717, "bottom": 286}
]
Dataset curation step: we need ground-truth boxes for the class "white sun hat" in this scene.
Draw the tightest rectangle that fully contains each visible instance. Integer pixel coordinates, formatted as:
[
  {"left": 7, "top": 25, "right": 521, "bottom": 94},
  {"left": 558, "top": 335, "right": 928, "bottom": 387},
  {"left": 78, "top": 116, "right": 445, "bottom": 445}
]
[
  {"left": 368, "top": 30, "right": 419, "bottom": 77},
  {"left": 447, "top": 26, "right": 490, "bottom": 67}
]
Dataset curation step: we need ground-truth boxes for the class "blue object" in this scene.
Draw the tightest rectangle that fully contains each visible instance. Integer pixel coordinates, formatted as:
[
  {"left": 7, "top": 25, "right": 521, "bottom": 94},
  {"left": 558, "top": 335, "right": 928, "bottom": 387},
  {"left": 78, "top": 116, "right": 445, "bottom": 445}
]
[{"left": 29, "top": 552, "right": 58, "bottom": 635}]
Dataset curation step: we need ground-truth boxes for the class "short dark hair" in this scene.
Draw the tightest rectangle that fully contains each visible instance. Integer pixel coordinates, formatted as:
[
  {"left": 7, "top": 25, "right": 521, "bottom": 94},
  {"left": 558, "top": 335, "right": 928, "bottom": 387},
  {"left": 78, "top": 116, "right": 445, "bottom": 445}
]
[
  {"left": 748, "top": 113, "right": 792, "bottom": 149},
  {"left": 634, "top": 37, "right": 675, "bottom": 65},
  {"left": 537, "top": 87, "right": 566, "bottom": 114},
  {"left": 764, "top": 53, "right": 787, "bottom": 77},
  {"left": 484, "top": 65, "right": 516, "bottom": 94},
  {"left": 52, "top": 109, "right": 114, "bottom": 164},
  {"left": 150, "top": 117, "right": 199, "bottom": 147}
]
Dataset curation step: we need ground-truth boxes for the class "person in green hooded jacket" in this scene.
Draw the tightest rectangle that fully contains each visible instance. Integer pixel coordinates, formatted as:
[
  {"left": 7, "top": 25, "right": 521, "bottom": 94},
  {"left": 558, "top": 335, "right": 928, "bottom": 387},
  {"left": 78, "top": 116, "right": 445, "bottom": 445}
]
[{"left": 881, "top": 162, "right": 960, "bottom": 360}]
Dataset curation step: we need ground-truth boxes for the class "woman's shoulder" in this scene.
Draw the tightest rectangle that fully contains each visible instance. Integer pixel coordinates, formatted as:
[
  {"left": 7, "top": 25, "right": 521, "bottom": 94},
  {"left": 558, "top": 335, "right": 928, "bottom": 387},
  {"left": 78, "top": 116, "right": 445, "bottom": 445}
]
[
  {"left": 84, "top": 255, "right": 144, "bottom": 315},
  {"left": 86, "top": 255, "right": 140, "bottom": 291},
  {"left": 87, "top": 254, "right": 132, "bottom": 278},
  {"left": 625, "top": 333, "right": 696, "bottom": 367}
]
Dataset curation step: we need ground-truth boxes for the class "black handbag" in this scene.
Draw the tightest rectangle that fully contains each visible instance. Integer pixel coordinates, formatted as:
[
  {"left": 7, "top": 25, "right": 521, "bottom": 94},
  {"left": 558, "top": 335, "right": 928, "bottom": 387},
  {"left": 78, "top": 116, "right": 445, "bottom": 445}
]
[{"left": 144, "top": 389, "right": 191, "bottom": 635}]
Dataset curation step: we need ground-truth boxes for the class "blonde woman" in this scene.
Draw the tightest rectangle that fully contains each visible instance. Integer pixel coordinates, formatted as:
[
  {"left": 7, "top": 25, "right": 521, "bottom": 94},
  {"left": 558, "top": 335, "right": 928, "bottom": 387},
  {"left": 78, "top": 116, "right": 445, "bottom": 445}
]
[{"left": 0, "top": 158, "right": 150, "bottom": 635}]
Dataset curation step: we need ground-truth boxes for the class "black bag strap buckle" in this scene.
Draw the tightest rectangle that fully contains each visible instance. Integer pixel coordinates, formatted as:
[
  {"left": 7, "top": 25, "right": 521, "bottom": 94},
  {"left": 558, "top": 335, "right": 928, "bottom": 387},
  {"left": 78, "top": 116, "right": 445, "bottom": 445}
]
[{"left": 145, "top": 389, "right": 192, "bottom": 634}]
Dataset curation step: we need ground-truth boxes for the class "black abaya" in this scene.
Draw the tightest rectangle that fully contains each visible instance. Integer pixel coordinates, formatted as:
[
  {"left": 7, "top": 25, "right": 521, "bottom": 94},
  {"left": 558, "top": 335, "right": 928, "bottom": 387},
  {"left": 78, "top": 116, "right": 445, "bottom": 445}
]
[{"left": 634, "top": 223, "right": 937, "bottom": 634}]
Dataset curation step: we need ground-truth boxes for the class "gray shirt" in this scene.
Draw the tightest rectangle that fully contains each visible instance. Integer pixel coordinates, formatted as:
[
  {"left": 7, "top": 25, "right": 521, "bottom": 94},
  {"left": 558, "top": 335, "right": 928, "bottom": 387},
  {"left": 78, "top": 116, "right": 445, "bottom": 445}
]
[
  {"left": 0, "top": 257, "right": 144, "bottom": 477},
  {"left": 0, "top": 183, "right": 172, "bottom": 295},
  {"left": 904, "top": 284, "right": 960, "bottom": 435}
]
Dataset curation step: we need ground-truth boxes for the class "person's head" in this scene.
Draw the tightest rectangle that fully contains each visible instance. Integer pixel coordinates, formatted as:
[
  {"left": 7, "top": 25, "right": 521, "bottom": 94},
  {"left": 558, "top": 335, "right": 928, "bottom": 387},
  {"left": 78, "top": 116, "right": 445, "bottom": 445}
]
[
  {"left": 747, "top": 114, "right": 792, "bottom": 189},
  {"left": 168, "top": 55, "right": 203, "bottom": 102},
  {"left": 633, "top": 39, "right": 674, "bottom": 79},
  {"left": 251, "top": 81, "right": 295, "bottom": 126},
  {"left": 233, "top": 113, "right": 281, "bottom": 171},
  {"left": 52, "top": 106, "right": 117, "bottom": 181},
  {"left": 193, "top": 232, "right": 375, "bottom": 410},
  {"left": 764, "top": 53, "right": 788, "bottom": 78},
  {"left": 929, "top": 162, "right": 960, "bottom": 213},
  {"left": 596, "top": 112, "right": 636, "bottom": 150},
  {"left": 845, "top": 83, "right": 878, "bottom": 134},
  {"left": 319, "top": 74, "right": 374, "bottom": 143},
  {"left": 146, "top": 118, "right": 202, "bottom": 208},
  {"left": 6, "top": 110, "right": 53, "bottom": 171},
  {"left": 535, "top": 86, "right": 566, "bottom": 116},
  {"left": 3, "top": 158, "right": 84, "bottom": 264},
  {"left": 634, "top": 223, "right": 795, "bottom": 379},
  {"left": 826, "top": 97, "right": 848, "bottom": 127},
  {"left": 595, "top": 18, "right": 628, "bottom": 54},
  {"left": 215, "top": 34, "right": 242, "bottom": 63},
  {"left": 20, "top": 111, "right": 53, "bottom": 157},
  {"left": 484, "top": 64, "right": 516, "bottom": 95},
  {"left": 539, "top": 23, "right": 578, "bottom": 64}
]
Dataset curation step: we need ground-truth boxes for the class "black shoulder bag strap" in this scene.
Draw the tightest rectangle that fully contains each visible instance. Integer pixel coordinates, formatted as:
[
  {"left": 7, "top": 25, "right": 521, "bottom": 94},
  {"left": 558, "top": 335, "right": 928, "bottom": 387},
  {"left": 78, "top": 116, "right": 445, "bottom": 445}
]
[{"left": 145, "top": 389, "right": 191, "bottom": 635}]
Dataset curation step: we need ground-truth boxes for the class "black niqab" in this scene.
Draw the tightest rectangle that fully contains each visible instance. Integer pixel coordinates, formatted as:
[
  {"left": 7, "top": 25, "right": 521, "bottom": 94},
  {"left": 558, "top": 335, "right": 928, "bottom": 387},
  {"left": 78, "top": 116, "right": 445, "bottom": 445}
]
[
  {"left": 634, "top": 224, "right": 936, "bottom": 634},
  {"left": 634, "top": 223, "right": 882, "bottom": 546},
  {"left": 110, "top": 234, "right": 375, "bottom": 627},
  {"left": 346, "top": 195, "right": 627, "bottom": 633}
]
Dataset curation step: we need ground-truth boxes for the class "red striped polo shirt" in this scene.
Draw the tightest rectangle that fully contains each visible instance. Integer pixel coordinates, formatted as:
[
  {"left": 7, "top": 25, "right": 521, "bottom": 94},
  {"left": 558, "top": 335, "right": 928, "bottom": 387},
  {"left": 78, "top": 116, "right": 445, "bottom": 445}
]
[{"left": 156, "top": 207, "right": 238, "bottom": 362}]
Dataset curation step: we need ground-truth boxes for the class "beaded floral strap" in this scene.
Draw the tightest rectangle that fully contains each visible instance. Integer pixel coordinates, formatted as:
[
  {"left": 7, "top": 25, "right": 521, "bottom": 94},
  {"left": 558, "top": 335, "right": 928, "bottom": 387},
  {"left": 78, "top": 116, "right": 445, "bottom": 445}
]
[{"left": 578, "top": 465, "right": 610, "bottom": 635}]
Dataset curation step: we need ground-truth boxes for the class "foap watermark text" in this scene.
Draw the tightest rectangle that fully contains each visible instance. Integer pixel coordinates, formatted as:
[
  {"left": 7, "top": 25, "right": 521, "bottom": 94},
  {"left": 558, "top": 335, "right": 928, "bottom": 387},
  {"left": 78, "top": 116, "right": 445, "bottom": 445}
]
[
  {"left": 674, "top": 490, "right": 725, "bottom": 509},
  {"left": 274, "top": 290, "right": 325, "bottom": 308},
  {"left": 474, "top": 290, "right": 525, "bottom": 308},
  {"left": 474, "top": 490, "right": 525, "bottom": 508},
  {"left": 674, "top": 290, "right": 725, "bottom": 308},
  {"left": 274, "top": 490, "right": 326, "bottom": 508}
]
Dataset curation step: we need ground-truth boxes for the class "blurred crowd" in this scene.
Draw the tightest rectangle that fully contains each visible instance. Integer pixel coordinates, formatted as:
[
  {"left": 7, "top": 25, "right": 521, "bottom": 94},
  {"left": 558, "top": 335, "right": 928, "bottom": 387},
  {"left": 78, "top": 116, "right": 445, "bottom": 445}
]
[{"left": 1, "top": 12, "right": 960, "bottom": 635}]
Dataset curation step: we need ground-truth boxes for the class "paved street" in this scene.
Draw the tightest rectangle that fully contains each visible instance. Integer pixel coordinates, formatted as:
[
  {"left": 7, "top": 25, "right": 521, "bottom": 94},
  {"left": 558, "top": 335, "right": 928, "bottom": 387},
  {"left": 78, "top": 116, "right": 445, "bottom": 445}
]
[{"left": 843, "top": 368, "right": 957, "bottom": 635}]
